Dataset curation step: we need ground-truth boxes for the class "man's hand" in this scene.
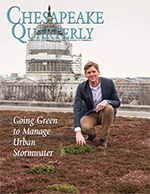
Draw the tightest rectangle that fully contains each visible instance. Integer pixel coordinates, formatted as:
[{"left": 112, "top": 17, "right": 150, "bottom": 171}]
[
  {"left": 76, "top": 131, "right": 86, "bottom": 146},
  {"left": 96, "top": 100, "right": 109, "bottom": 113}
]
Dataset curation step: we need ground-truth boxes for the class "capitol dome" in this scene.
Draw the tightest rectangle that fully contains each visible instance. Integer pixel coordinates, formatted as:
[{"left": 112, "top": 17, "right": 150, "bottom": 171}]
[{"left": 25, "top": 5, "right": 77, "bottom": 81}]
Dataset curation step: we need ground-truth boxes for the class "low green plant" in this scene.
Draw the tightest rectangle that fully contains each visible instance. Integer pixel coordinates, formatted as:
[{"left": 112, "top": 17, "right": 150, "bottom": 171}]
[
  {"left": 46, "top": 184, "right": 80, "bottom": 193},
  {"left": 58, "top": 143, "right": 66, "bottom": 156},
  {"left": 30, "top": 164, "right": 55, "bottom": 174},
  {"left": 127, "top": 117, "right": 138, "bottom": 121},
  {"left": 64, "top": 144, "right": 96, "bottom": 154},
  {"left": 100, "top": 148, "right": 107, "bottom": 156}
]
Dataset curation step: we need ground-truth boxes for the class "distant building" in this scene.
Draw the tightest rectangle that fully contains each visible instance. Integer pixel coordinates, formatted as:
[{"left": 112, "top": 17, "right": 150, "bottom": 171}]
[
  {"left": 1, "top": 76, "right": 149, "bottom": 105},
  {"left": 24, "top": 6, "right": 82, "bottom": 81},
  {"left": 2, "top": 73, "right": 22, "bottom": 82},
  {"left": 72, "top": 54, "right": 82, "bottom": 79},
  {"left": 113, "top": 78, "right": 150, "bottom": 105}
]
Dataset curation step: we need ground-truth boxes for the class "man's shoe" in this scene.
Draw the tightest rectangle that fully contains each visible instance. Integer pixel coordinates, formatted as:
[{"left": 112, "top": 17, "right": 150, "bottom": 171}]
[
  {"left": 86, "top": 134, "right": 96, "bottom": 142},
  {"left": 99, "top": 138, "right": 107, "bottom": 149}
]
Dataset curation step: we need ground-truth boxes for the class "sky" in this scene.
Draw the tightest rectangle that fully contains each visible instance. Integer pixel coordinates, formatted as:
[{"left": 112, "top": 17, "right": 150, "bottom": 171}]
[{"left": 0, "top": 0, "right": 150, "bottom": 78}]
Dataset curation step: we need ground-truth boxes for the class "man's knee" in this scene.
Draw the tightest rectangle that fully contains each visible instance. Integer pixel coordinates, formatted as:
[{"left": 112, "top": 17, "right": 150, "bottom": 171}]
[
  {"left": 80, "top": 115, "right": 95, "bottom": 135},
  {"left": 100, "top": 104, "right": 114, "bottom": 126},
  {"left": 103, "top": 104, "right": 114, "bottom": 116}
]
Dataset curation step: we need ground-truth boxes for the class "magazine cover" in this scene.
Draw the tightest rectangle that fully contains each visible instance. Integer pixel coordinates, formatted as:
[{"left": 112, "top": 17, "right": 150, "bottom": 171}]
[{"left": 0, "top": 0, "right": 150, "bottom": 193}]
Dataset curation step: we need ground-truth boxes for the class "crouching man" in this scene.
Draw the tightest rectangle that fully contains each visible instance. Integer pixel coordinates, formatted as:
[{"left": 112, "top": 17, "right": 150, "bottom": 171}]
[{"left": 73, "top": 61, "right": 120, "bottom": 148}]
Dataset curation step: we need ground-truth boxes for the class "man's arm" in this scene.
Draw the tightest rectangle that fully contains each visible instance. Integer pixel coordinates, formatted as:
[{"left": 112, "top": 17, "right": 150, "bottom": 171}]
[
  {"left": 73, "top": 84, "right": 83, "bottom": 129},
  {"left": 73, "top": 84, "right": 86, "bottom": 145},
  {"left": 96, "top": 79, "right": 120, "bottom": 112},
  {"left": 105, "top": 79, "right": 120, "bottom": 108}
]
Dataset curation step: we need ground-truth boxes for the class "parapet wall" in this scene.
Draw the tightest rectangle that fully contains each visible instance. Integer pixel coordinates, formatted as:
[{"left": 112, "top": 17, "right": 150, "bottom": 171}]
[{"left": 0, "top": 100, "right": 150, "bottom": 112}]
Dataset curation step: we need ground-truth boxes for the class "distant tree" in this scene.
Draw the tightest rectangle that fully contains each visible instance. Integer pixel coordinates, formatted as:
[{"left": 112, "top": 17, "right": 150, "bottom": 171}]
[{"left": 39, "top": 72, "right": 70, "bottom": 102}]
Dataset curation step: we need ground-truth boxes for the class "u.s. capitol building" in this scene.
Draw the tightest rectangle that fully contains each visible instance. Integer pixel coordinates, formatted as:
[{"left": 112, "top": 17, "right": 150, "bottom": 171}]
[{"left": 24, "top": 6, "right": 82, "bottom": 81}]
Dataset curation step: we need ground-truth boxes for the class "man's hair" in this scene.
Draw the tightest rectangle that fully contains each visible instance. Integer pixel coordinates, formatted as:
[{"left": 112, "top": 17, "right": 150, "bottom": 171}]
[{"left": 84, "top": 61, "right": 99, "bottom": 73}]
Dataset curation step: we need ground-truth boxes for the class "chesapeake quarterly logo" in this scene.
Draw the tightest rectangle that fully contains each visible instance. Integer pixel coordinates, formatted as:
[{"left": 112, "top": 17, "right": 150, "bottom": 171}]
[{"left": 7, "top": 6, "right": 104, "bottom": 43}]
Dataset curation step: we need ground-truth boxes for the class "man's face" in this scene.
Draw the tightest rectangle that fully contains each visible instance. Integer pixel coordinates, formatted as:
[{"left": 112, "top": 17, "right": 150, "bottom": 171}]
[{"left": 85, "top": 66, "right": 100, "bottom": 84}]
